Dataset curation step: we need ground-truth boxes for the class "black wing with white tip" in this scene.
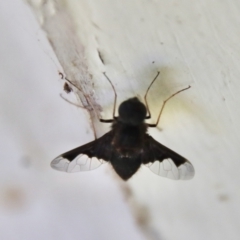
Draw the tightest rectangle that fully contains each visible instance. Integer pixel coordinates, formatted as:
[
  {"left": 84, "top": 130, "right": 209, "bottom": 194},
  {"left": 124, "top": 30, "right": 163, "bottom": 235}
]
[
  {"left": 51, "top": 131, "right": 114, "bottom": 173},
  {"left": 143, "top": 135, "right": 195, "bottom": 180}
]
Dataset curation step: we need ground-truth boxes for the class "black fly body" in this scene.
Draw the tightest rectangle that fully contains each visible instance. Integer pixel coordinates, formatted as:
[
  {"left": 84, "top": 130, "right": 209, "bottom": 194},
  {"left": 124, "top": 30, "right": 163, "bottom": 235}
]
[{"left": 51, "top": 72, "right": 194, "bottom": 180}]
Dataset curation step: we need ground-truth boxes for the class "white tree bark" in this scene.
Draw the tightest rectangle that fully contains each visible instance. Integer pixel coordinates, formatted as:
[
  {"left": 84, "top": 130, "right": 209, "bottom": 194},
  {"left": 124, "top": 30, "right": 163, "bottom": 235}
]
[{"left": 1, "top": 0, "right": 240, "bottom": 239}]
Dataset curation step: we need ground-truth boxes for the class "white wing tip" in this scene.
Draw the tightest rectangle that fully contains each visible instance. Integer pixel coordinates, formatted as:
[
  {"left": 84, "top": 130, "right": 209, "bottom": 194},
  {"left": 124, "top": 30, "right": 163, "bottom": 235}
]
[
  {"left": 147, "top": 158, "right": 195, "bottom": 180},
  {"left": 51, "top": 156, "right": 70, "bottom": 172},
  {"left": 178, "top": 161, "right": 195, "bottom": 180},
  {"left": 51, "top": 154, "right": 103, "bottom": 173}
]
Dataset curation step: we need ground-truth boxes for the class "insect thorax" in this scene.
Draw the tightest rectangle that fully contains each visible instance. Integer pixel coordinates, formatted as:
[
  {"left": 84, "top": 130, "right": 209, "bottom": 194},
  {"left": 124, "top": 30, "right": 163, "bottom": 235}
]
[{"left": 111, "top": 122, "right": 146, "bottom": 155}]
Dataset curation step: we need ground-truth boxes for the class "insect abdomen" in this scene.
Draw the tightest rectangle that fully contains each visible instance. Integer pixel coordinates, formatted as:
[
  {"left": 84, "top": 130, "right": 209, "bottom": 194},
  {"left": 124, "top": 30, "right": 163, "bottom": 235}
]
[
  {"left": 110, "top": 154, "right": 142, "bottom": 180},
  {"left": 110, "top": 124, "right": 144, "bottom": 180}
]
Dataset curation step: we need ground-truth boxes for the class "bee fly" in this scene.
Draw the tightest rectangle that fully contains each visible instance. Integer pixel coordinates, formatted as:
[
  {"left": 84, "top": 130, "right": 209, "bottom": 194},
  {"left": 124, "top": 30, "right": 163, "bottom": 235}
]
[{"left": 51, "top": 72, "right": 195, "bottom": 180}]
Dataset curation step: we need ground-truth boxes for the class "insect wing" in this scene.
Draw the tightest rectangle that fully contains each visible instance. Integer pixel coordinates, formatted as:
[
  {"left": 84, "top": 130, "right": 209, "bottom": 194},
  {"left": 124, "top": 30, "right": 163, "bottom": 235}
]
[
  {"left": 51, "top": 131, "right": 113, "bottom": 173},
  {"left": 143, "top": 135, "right": 195, "bottom": 180},
  {"left": 51, "top": 154, "right": 104, "bottom": 173}
]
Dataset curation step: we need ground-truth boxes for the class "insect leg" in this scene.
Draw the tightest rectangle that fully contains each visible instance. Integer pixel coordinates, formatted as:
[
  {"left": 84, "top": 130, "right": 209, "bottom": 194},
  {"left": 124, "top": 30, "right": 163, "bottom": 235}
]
[
  {"left": 64, "top": 77, "right": 98, "bottom": 114},
  {"left": 147, "top": 85, "right": 191, "bottom": 127},
  {"left": 144, "top": 71, "right": 160, "bottom": 119},
  {"left": 64, "top": 74, "right": 116, "bottom": 123},
  {"left": 100, "top": 72, "right": 118, "bottom": 123},
  {"left": 61, "top": 75, "right": 98, "bottom": 139},
  {"left": 61, "top": 77, "right": 93, "bottom": 109},
  {"left": 60, "top": 94, "right": 85, "bottom": 109},
  {"left": 99, "top": 119, "right": 115, "bottom": 123}
]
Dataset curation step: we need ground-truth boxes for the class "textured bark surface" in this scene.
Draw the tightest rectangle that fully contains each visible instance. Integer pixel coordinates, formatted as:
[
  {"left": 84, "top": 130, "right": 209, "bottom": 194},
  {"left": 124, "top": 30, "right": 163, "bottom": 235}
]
[{"left": 1, "top": 0, "right": 240, "bottom": 240}]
